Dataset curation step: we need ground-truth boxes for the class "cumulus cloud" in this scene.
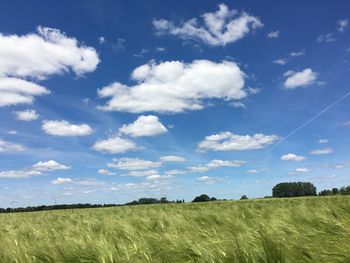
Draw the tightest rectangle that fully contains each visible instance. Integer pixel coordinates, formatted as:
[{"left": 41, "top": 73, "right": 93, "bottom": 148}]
[
  {"left": 0, "top": 26, "right": 99, "bottom": 79},
  {"left": 98, "top": 169, "right": 117, "bottom": 176},
  {"left": 290, "top": 50, "right": 305, "bottom": 57},
  {"left": 280, "top": 153, "right": 306, "bottom": 162},
  {"left": 14, "top": 109, "right": 39, "bottom": 121},
  {"left": 196, "top": 176, "right": 219, "bottom": 184},
  {"left": 42, "top": 120, "right": 93, "bottom": 136},
  {"left": 0, "top": 159, "right": 70, "bottom": 178},
  {"left": 0, "top": 77, "right": 50, "bottom": 107},
  {"left": 98, "top": 60, "right": 247, "bottom": 113},
  {"left": 337, "top": 19, "right": 348, "bottom": 32},
  {"left": 119, "top": 115, "right": 167, "bottom": 137},
  {"left": 273, "top": 59, "right": 286, "bottom": 65},
  {"left": 189, "top": 159, "right": 246, "bottom": 173},
  {"left": 164, "top": 169, "right": 187, "bottom": 175},
  {"left": 0, "top": 139, "right": 25, "bottom": 153},
  {"left": 159, "top": 155, "right": 186, "bottom": 162},
  {"left": 153, "top": 4, "right": 263, "bottom": 46},
  {"left": 0, "top": 27, "right": 99, "bottom": 107},
  {"left": 92, "top": 136, "right": 138, "bottom": 154},
  {"left": 125, "top": 170, "right": 159, "bottom": 177},
  {"left": 295, "top": 168, "right": 309, "bottom": 173},
  {"left": 51, "top": 177, "right": 73, "bottom": 185},
  {"left": 267, "top": 31, "right": 279, "bottom": 38},
  {"left": 246, "top": 169, "right": 265, "bottom": 174},
  {"left": 107, "top": 158, "right": 161, "bottom": 171},
  {"left": 198, "top": 132, "right": 278, "bottom": 152},
  {"left": 284, "top": 68, "right": 317, "bottom": 89},
  {"left": 319, "top": 139, "right": 328, "bottom": 144},
  {"left": 310, "top": 147, "right": 334, "bottom": 155},
  {"left": 146, "top": 174, "right": 172, "bottom": 181},
  {"left": 317, "top": 33, "right": 335, "bottom": 43},
  {"left": 32, "top": 160, "right": 70, "bottom": 171}
]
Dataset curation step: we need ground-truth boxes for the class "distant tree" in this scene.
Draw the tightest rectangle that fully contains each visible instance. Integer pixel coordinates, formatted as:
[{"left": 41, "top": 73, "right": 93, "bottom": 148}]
[
  {"left": 182, "top": 199, "right": 185, "bottom": 203},
  {"left": 192, "top": 194, "right": 211, "bottom": 202},
  {"left": 319, "top": 190, "right": 332, "bottom": 196},
  {"left": 332, "top": 188, "right": 339, "bottom": 195},
  {"left": 272, "top": 182, "right": 317, "bottom": 198},
  {"left": 210, "top": 197, "right": 217, "bottom": 201},
  {"left": 240, "top": 195, "right": 248, "bottom": 200},
  {"left": 160, "top": 197, "right": 168, "bottom": 203},
  {"left": 340, "top": 186, "right": 350, "bottom": 195}
]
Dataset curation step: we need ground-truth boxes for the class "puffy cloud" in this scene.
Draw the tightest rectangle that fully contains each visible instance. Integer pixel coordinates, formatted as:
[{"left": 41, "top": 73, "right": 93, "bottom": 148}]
[
  {"left": 267, "top": 31, "right": 279, "bottom": 38},
  {"left": 246, "top": 169, "right": 265, "bottom": 174},
  {"left": 98, "top": 169, "right": 116, "bottom": 176},
  {"left": 0, "top": 26, "right": 99, "bottom": 79},
  {"left": 160, "top": 155, "right": 186, "bottom": 162},
  {"left": 273, "top": 59, "right": 286, "bottom": 65},
  {"left": 119, "top": 115, "right": 167, "bottom": 137},
  {"left": 107, "top": 157, "right": 161, "bottom": 170},
  {"left": 153, "top": 4, "right": 263, "bottom": 46},
  {"left": 51, "top": 177, "right": 72, "bottom": 185},
  {"left": 14, "top": 109, "right": 39, "bottom": 121},
  {"left": 295, "top": 168, "right": 309, "bottom": 173},
  {"left": 198, "top": 132, "right": 278, "bottom": 152},
  {"left": 189, "top": 159, "right": 246, "bottom": 173},
  {"left": 32, "top": 160, "right": 70, "bottom": 171},
  {"left": 164, "top": 169, "right": 187, "bottom": 175},
  {"left": 42, "top": 120, "right": 93, "bottom": 136},
  {"left": 231, "top": 101, "right": 246, "bottom": 108},
  {"left": 0, "top": 139, "right": 25, "bottom": 153},
  {"left": 92, "top": 136, "right": 138, "bottom": 154},
  {"left": 319, "top": 139, "right": 328, "bottom": 144},
  {"left": 317, "top": 33, "right": 335, "bottom": 43},
  {"left": 310, "top": 147, "right": 334, "bottom": 155},
  {"left": 0, "top": 169, "right": 42, "bottom": 179},
  {"left": 196, "top": 176, "right": 218, "bottom": 185},
  {"left": 290, "top": 50, "right": 305, "bottom": 57},
  {"left": 124, "top": 170, "right": 159, "bottom": 177},
  {"left": 98, "top": 60, "right": 247, "bottom": 113},
  {"left": 337, "top": 19, "right": 348, "bottom": 32},
  {"left": 0, "top": 159, "right": 70, "bottom": 179},
  {"left": 146, "top": 174, "right": 172, "bottom": 181},
  {"left": 0, "top": 77, "right": 49, "bottom": 107},
  {"left": 0, "top": 26, "right": 99, "bottom": 107},
  {"left": 284, "top": 68, "right": 317, "bottom": 89},
  {"left": 280, "top": 153, "right": 306, "bottom": 162}
]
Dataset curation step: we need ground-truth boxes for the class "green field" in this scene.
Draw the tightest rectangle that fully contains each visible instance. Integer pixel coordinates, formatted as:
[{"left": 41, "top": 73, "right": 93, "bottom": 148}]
[{"left": 1, "top": 196, "right": 350, "bottom": 263}]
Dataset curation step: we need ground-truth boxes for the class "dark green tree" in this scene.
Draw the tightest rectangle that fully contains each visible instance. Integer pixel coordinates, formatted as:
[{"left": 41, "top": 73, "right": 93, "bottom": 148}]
[
  {"left": 192, "top": 194, "right": 211, "bottom": 202},
  {"left": 272, "top": 182, "right": 317, "bottom": 197}
]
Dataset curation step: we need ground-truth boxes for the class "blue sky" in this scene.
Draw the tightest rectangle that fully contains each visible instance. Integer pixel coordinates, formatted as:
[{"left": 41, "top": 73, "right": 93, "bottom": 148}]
[{"left": 1, "top": 0, "right": 350, "bottom": 207}]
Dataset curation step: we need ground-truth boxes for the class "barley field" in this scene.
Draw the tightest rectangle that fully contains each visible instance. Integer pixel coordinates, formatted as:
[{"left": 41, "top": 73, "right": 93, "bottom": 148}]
[{"left": 1, "top": 196, "right": 350, "bottom": 263}]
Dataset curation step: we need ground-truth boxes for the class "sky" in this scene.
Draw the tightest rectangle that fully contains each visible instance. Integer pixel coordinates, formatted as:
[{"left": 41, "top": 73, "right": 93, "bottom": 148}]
[{"left": 1, "top": 0, "right": 350, "bottom": 207}]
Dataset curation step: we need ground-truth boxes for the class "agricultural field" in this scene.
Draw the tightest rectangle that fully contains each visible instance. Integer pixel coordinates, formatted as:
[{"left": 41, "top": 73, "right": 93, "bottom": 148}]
[{"left": 1, "top": 196, "right": 350, "bottom": 263}]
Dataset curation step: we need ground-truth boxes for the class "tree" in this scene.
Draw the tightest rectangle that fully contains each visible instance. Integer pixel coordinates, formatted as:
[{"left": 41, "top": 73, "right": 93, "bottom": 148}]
[
  {"left": 192, "top": 194, "right": 211, "bottom": 202},
  {"left": 240, "top": 195, "right": 248, "bottom": 200},
  {"left": 272, "top": 182, "right": 317, "bottom": 198},
  {"left": 319, "top": 190, "right": 332, "bottom": 196},
  {"left": 332, "top": 188, "right": 339, "bottom": 195}
]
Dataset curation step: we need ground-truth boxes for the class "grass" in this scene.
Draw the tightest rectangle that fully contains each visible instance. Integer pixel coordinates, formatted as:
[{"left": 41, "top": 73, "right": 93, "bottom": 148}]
[{"left": 1, "top": 196, "right": 350, "bottom": 262}]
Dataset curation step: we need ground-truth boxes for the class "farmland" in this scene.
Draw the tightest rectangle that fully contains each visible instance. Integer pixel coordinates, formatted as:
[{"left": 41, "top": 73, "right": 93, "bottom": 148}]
[{"left": 1, "top": 196, "right": 350, "bottom": 262}]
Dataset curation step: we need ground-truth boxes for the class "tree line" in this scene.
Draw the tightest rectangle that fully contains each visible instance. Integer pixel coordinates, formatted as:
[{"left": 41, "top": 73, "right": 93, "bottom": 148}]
[{"left": 1, "top": 182, "right": 350, "bottom": 213}]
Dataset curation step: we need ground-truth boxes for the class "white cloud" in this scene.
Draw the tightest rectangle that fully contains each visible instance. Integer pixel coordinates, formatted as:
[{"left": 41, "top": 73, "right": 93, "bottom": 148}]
[
  {"left": 8, "top": 130, "right": 17, "bottom": 135},
  {"left": 124, "top": 170, "right": 159, "bottom": 177},
  {"left": 0, "top": 77, "right": 50, "bottom": 107},
  {"left": 319, "top": 139, "right": 328, "bottom": 144},
  {"left": 98, "top": 36, "right": 105, "bottom": 44},
  {"left": 310, "top": 147, "right": 334, "bottom": 155},
  {"left": 160, "top": 155, "right": 186, "bottom": 162},
  {"left": 231, "top": 101, "right": 246, "bottom": 108},
  {"left": 164, "top": 169, "right": 187, "bottom": 175},
  {"left": 189, "top": 159, "right": 246, "bottom": 173},
  {"left": 153, "top": 4, "right": 263, "bottom": 46},
  {"left": 32, "top": 160, "right": 70, "bottom": 171},
  {"left": 290, "top": 50, "right": 305, "bottom": 57},
  {"left": 112, "top": 38, "right": 126, "bottom": 52},
  {"left": 246, "top": 169, "right": 265, "bottom": 174},
  {"left": 98, "top": 60, "right": 247, "bottom": 113},
  {"left": 0, "top": 26, "right": 99, "bottom": 79},
  {"left": 337, "top": 19, "right": 348, "bottom": 32},
  {"left": 0, "top": 169, "right": 42, "bottom": 179},
  {"left": 14, "top": 109, "right": 39, "bottom": 121},
  {"left": 98, "top": 169, "right": 116, "bottom": 176},
  {"left": 280, "top": 153, "right": 306, "bottom": 162},
  {"left": 198, "top": 132, "right": 278, "bottom": 152},
  {"left": 196, "top": 176, "right": 218, "bottom": 184},
  {"left": 284, "top": 68, "right": 317, "bottom": 89},
  {"left": 267, "top": 31, "right": 279, "bottom": 38},
  {"left": 92, "top": 136, "right": 138, "bottom": 154},
  {"left": 295, "top": 168, "right": 309, "bottom": 173},
  {"left": 107, "top": 157, "right": 161, "bottom": 170},
  {"left": 0, "top": 139, "right": 25, "bottom": 153},
  {"left": 156, "top": 47, "right": 166, "bottom": 52},
  {"left": 51, "top": 177, "right": 72, "bottom": 185},
  {"left": 146, "top": 174, "right": 172, "bottom": 181},
  {"left": 273, "top": 59, "right": 286, "bottom": 65},
  {"left": 119, "top": 115, "right": 167, "bottom": 137},
  {"left": 317, "top": 33, "right": 335, "bottom": 43},
  {"left": 42, "top": 120, "right": 93, "bottom": 136}
]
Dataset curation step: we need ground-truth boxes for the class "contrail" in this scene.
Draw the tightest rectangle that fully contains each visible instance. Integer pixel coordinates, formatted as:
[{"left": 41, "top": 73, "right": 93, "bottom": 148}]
[{"left": 272, "top": 89, "right": 350, "bottom": 149}]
